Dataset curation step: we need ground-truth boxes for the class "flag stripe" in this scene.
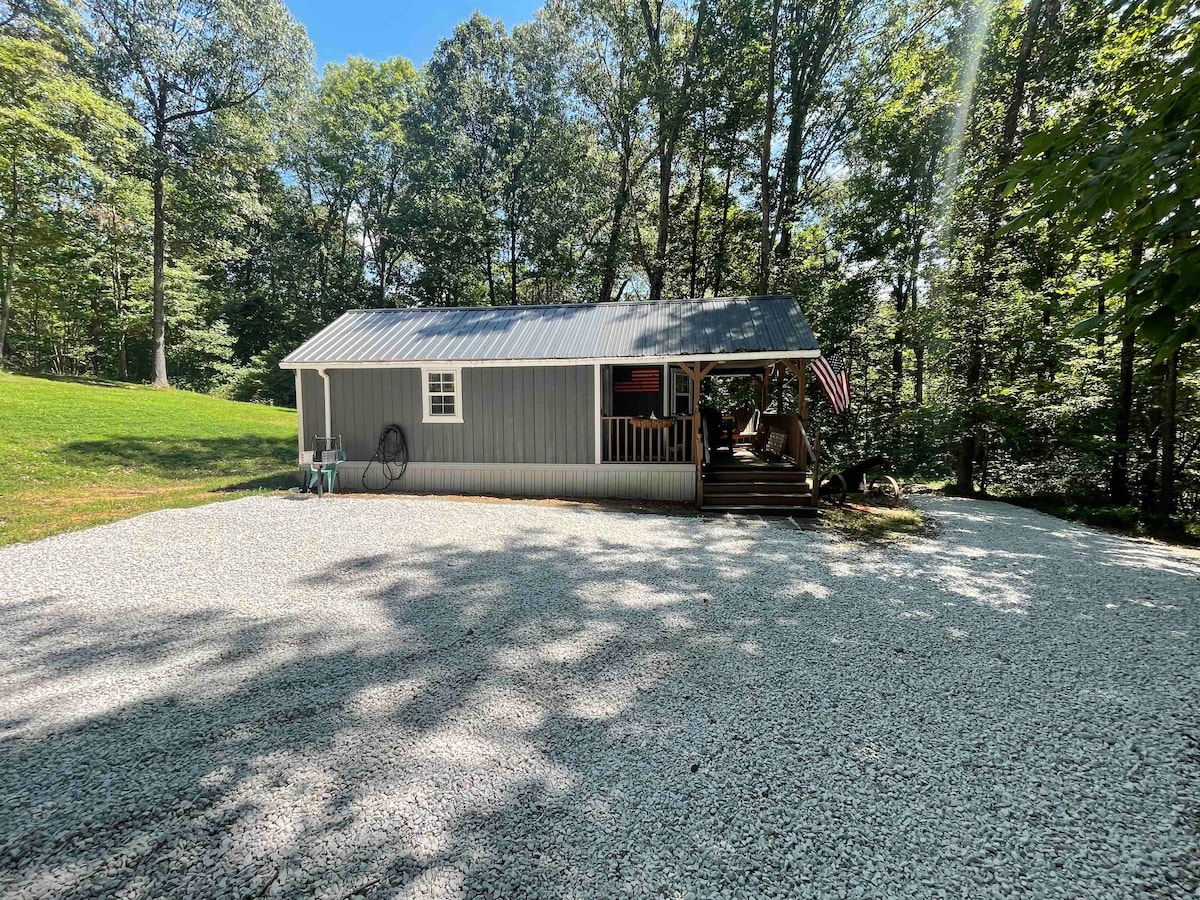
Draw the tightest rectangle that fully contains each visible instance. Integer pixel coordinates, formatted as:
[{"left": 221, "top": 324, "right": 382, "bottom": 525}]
[{"left": 812, "top": 352, "right": 850, "bottom": 413}]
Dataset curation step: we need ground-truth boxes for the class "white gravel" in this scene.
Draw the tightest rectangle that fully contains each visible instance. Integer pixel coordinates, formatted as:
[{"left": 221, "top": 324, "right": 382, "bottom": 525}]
[{"left": 1, "top": 494, "right": 1197, "bottom": 899}]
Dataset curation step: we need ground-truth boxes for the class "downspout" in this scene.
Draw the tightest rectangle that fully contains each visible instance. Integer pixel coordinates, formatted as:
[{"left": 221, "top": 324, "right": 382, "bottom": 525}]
[
  {"left": 295, "top": 370, "right": 304, "bottom": 459},
  {"left": 318, "top": 368, "right": 332, "bottom": 438}
]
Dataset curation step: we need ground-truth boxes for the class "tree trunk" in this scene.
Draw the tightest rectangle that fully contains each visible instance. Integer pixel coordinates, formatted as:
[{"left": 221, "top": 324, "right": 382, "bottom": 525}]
[
  {"left": 891, "top": 280, "right": 904, "bottom": 413},
  {"left": 914, "top": 346, "right": 924, "bottom": 405},
  {"left": 0, "top": 245, "right": 12, "bottom": 368},
  {"left": 484, "top": 250, "right": 497, "bottom": 306},
  {"left": 1110, "top": 239, "right": 1142, "bottom": 505},
  {"left": 910, "top": 231, "right": 924, "bottom": 406},
  {"left": 1156, "top": 348, "right": 1179, "bottom": 519},
  {"left": 955, "top": 338, "right": 983, "bottom": 494},
  {"left": 757, "top": 0, "right": 781, "bottom": 295},
  {"left": 774, "top": 36, "right": 805, "bottom": 262},
  {"left": 688, "top": 130, "right": 705, "bottom": 298},
  {"left": 0, "top": 154, "right": 15, "bottom": 368},
  {"left": 955, "top": 0, "right": 1045, "bottom": 495},
  {"left": 509, "top": 219, "right": 519, "bottom": 305},
  {"left": 150, "top": 94, "right": 169, "bottom": 388},
  {"left": 648, "top": 138, "right": 670, "bottom": 302},
  {"left": 599, "top": 128, "right": 632, "bottom": 303},
  {"left": 712, "top": 164, "right": 733, "bottom": 295}
]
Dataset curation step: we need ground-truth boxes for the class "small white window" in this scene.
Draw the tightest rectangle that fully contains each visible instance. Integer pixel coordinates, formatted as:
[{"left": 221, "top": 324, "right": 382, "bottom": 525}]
[{"left": 422, "top": 367, "right": 463, "bottom": 423}]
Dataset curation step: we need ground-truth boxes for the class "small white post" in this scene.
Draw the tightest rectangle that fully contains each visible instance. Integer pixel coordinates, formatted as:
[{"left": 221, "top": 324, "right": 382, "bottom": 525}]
[
  {"left": 593, "top": 363, "right": 602, "bottom": 464},
  {"left": 295, "top": 369, "right": 304, "bottom": 460},
  {"left": 318, "top": 368, "right": 332, "bottom": 438}
]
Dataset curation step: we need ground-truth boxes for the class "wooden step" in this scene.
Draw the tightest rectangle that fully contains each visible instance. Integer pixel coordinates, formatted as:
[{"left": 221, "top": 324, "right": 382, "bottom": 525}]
[
  {"left": 701, "top": 505, "right": 820, "bottom": 518},
  {"left": 702, "top": 489, "right": 814, "bottom": 507},
  {"left": 704, "top": 468, "right": 808, "bottom": 485}
]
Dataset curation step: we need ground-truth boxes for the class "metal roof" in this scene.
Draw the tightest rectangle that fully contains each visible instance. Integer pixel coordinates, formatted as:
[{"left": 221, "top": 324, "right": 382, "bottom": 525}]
[{"left": 281, "top": 296, "right": 820, "bottom": 367}]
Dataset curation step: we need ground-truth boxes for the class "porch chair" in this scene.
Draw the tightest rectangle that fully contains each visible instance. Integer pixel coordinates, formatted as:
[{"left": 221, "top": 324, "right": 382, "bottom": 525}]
[{"left": 735, "top": 408, "right": 761, "bottom": 446}]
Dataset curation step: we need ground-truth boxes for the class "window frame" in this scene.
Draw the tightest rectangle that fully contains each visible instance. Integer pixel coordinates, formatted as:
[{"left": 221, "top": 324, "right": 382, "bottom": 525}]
[
  {"left": 672, "top": 368, "right": 692, "bottom": 416},
  {"left": 421, "top": 366, "right": 464, "bottom": 424}
]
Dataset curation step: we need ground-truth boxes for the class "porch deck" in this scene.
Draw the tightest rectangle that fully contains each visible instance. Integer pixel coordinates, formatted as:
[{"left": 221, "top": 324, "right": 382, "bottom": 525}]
[{"left": 702, "top": 448, "right": 816, "bottom": 517}]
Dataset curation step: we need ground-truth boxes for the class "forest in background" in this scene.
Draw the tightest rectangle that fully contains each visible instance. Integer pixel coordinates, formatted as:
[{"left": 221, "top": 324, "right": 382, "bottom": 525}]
[{"left": 0, "top": 0, "right": 1196, "bottom": 530}]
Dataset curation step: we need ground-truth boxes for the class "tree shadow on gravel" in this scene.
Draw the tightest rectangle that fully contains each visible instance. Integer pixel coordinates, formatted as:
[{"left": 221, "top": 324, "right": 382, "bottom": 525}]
[{"left": 1, "top": 497, "right": 1198, "bottom": 898}]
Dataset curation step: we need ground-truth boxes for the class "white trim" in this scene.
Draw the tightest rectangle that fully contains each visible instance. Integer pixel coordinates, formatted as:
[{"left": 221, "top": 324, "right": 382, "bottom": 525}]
[
  {"left": 329, "top": 461, "right": 695, "bottom": 472},
  {"left": 593, "top": 363, "right": 602, "bottom": 465},
  {"left": 335, "top": 460, "right": 697, "bottom": 503},
  {"left": 280, "top": 349, "right": 821, "bottom": 370},
  {"left": 295, "top": 370, "right": 304, "bottom": 461},
  {"left": 421, "top": 365, "right": 464, "bottom": 424},
  {"left": 671, "top": 366, "right": 691, "bottom": 416},
  {"left": 318, "top": 368, "right": 332, "bottom": 438}
]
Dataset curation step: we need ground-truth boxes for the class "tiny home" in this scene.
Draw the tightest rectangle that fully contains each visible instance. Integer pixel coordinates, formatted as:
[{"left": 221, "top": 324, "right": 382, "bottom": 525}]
[{"left": 281, "top": 295, "right": 824, "bottom": 514}]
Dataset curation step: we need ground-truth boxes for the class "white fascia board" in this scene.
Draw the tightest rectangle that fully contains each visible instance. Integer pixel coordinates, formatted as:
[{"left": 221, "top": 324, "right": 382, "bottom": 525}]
[{"left": 279, "top": 349, "right": 821, "bottom": 370}]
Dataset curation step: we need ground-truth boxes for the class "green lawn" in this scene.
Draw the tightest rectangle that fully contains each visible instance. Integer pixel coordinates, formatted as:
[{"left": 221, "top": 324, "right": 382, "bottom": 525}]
[{"left": 1, "top": 373, "right": 297, "bottom": 545}]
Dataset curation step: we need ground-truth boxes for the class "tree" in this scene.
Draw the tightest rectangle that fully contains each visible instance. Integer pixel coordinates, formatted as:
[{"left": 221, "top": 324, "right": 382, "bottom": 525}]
[
  {"left": 414, "top": 12, "right": 598, "bottom": 306},
  {"left": 0, "top": 16, "right": 131, "bottom": 366},
  {"left": 87, "top": 0, "right": 310, "bottom": 386}
]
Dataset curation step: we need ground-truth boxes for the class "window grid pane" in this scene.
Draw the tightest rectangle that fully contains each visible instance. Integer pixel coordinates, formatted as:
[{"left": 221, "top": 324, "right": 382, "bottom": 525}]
[{"left": 426, "top": 370, "right": 460, "bottom": 419}]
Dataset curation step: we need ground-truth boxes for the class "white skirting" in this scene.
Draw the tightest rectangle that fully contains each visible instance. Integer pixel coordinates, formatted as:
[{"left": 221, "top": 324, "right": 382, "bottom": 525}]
[{"left": 317, "top": 462, "right": 697, "bottom": 503}]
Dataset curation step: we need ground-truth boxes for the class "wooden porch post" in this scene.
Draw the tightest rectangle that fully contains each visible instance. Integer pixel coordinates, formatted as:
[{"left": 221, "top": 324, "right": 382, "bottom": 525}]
[
  {"left": 797, "top": 358, "right": 807, "bottom": 425},
  {"left": 801, "top": 362, "right": 820, "bottom": 508},
  {"left": 780, "top": 358, "right": 818, "bottom": 505},
  {"left": 761, "top": 365, "right": 772, "bottom": 411},
  {"left": 682, "top": 361, "right": 718, "bottom": 509}
]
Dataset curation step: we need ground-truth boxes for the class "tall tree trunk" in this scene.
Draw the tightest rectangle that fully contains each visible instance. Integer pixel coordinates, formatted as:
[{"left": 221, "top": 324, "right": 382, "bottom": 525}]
[
  {"left": 150, "top": 93, "right": 169, "bottom": 388},
  {"left": 0, "top": 245, "right": 12, "bottom": 368},
  {"left": 599, "top": 128, "right": 632, "bottom": 303},
  {"left": 648, "top": 137, "right": 670, "bottom": 302},
  {"left": 757, "top": 0, "right": 781, "bottom": 295},
  {"left": 484, "top": 250, "right": 497, "bottom": 306},
  {"left": 909, "top": 231, "right": 924, "bottom": 406},
  {"left": 914, "top": 346, "right": 924, "bottom": 404},
  {"left": 688, "top": 126, "right": 705, "bottom": 298},
  {"left": 0, "top": 156, "right": 15, "bottom": 368},
  {"left": 774, "top": 35, "right": 805, "bottom": 262},
  {"left": 956, "top": 0, "right": 1045, "bottom": 492},
  {"left": 891, "top": 278, "right": 904, "bottom": 413},
  {"left": 712, "top": 164, "right": 733, "bottom": 295},
  {"left": 955, "top": 344, "right": 980, "bottom": 495},
  {"left": 1156, "top": 348, "right": 1179, "bottom": 519},
  {"left": 1111, "top": 239, "right": 1142, "bottom": 505},
  {"left": 509, "top": 218, "right": 519, "bottom": 305}
]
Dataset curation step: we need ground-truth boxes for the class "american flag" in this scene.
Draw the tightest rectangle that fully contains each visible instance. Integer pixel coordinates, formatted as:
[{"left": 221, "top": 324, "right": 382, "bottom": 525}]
[
  {"left": 613, "top": 367, "right": 661, "bottom": 393},
  {"left": 812, "top": 351, "right": 850, "bottom": 413}
]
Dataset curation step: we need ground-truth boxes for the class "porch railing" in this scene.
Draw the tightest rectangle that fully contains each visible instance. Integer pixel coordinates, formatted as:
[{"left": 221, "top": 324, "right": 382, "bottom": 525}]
[{"left": 602, "top": 416, "right": 693, "bottom": 463}]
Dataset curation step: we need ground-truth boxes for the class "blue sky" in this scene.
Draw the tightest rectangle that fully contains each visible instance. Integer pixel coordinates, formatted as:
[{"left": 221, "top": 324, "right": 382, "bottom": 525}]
[{"left": 287, "top": 0, "right": 542, "bottom": 69}]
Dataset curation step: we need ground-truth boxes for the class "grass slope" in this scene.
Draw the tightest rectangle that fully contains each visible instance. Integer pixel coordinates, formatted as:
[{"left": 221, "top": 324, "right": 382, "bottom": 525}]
[{"left": 2, "top": 373, "right": 296, "bottom": 545}]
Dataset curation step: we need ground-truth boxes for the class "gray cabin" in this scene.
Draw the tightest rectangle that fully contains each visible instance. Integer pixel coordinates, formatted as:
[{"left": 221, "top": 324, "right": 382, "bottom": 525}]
[{"left": 281, "top": 295, "right": 824, "bottom": 514}]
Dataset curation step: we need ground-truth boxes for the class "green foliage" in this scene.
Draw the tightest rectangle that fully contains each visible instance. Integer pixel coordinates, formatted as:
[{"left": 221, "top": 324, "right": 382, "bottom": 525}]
[{"left": 1009, "top": 2, "right": 1200, "bottom": 353}]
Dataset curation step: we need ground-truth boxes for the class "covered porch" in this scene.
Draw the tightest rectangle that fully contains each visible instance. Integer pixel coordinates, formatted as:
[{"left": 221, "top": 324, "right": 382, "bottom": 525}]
[{"left": 597, "top": 356, "right": 820, "bottom": 515}]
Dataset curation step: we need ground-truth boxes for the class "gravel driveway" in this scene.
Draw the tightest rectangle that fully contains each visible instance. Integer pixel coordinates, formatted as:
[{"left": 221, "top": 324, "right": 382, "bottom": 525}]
[{"left": 1, "top": 495, "right": 1197, "bottom": 899}]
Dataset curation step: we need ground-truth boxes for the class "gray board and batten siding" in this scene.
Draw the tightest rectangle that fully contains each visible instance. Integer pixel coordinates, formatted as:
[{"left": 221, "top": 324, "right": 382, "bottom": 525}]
[
  {"left": 297, "top": 365, "right": 696, "bottom": 501},
  {"left": 300, "top": 366, "right": 593, "bottom": 464}
]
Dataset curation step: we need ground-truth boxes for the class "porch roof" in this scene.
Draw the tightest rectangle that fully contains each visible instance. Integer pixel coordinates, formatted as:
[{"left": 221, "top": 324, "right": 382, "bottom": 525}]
[{"left": 281, "top": 295, "right": 820, "bottom": 368}]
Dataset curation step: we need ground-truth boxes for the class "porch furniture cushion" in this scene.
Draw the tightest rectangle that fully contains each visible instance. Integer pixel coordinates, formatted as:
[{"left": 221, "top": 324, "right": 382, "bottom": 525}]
[
  {"left": 763, "top": 427, "right": 787, "bottom": 459},
  {"left": 737, "top": 408, "right": 761, "bottom": 441}
]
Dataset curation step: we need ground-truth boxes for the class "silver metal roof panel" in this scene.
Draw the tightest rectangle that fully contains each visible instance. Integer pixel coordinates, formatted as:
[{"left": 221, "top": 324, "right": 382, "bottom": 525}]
[{"left": 281, "top": 295, "right": 819, "bottom": 366}]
